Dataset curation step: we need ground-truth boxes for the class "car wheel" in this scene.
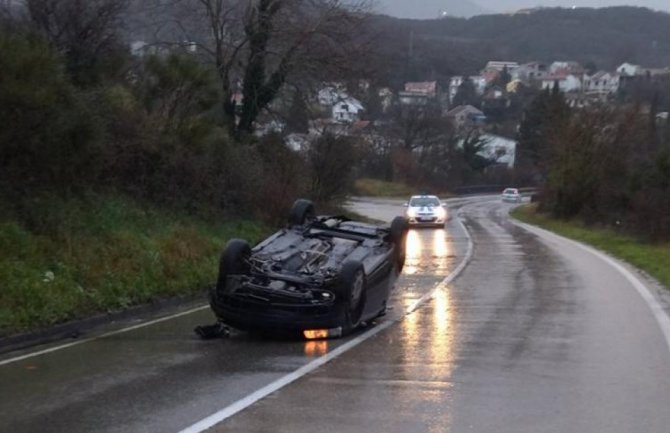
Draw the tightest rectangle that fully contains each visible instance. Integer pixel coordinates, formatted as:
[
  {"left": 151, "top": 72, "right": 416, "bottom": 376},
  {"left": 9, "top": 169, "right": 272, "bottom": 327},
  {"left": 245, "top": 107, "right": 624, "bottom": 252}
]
[
  {"left": 210, "top": 239, "right": 251, "bottom": 317},
  {"left": 288, "top": 199, "right": 316, "bottom": 226},
  {"left": 335, "top": 261, "right": 367, "bottom": 333},
  {"left": 390, "top": 216, "right": 409, "bottom": 272}
]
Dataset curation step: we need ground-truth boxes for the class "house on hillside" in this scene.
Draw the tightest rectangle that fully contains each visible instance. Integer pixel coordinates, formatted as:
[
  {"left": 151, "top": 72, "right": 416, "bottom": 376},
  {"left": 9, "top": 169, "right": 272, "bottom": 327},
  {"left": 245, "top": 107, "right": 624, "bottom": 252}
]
[
  {"left": 485, "top": 61, "right": 520, "bottom": 72},
  {"left": 404, "top": 81, "right": 438, "bottom": 98},
  {"left": 550, "top": 61, "right": 584, "bottom": 75},
  {"left": 541, "top": 74, "right": 582, "bottom": 93},
  {"left": 583, "top": 71, "right": 620, "bottom": 96},
  {"left": 332, "top": 97, "right": 364, "bottom": 123},
  {"left": 458, "top": 134, "right": 517, "bottom": 169},
  {"left": 482, "top": 61, "right": 519, "bottom": 84},
  {"left": 447, "top": 105, "right": 486, "bottom": 129},
  {"left": 513, "top": 62, "right": 549, "bottom": 82},
  {"left": 617, "top": 63, "right": 642, "bottom": 77},
  {"left": 480, "top": 134, "right": 517, "bottom": 169},
  {"left": 399, "top": 81, "right": 444, "bottom": 109}
]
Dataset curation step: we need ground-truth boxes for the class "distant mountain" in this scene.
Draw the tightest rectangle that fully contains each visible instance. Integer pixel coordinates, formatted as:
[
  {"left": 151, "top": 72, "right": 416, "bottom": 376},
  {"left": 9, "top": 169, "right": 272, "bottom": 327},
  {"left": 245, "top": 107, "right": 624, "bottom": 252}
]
[
  {"left": 475, "top": 1, "right": 670, "bottom": 15},
  {"left": 370, "top": 6, "right": 670, "bottom": 86},
  {"left": 379, "top": 0, "right": 489, "bottom": 19}
]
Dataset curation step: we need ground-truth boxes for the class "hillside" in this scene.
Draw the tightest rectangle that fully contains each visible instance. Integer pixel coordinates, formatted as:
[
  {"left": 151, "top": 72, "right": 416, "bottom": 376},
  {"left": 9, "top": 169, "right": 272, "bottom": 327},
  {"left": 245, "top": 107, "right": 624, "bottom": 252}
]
[
  {"left": 370, "top": 6, "right": 670, "bottom": 85},
  {"left": 378, "top": 0, "right": 490, "bottom": 19}
]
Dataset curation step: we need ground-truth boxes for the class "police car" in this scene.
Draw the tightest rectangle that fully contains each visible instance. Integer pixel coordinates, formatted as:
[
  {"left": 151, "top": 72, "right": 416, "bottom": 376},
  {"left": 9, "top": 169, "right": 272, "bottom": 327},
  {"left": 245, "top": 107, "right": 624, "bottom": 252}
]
[{"left": 404, "top": 195, "right": 447, "bottom": 227}]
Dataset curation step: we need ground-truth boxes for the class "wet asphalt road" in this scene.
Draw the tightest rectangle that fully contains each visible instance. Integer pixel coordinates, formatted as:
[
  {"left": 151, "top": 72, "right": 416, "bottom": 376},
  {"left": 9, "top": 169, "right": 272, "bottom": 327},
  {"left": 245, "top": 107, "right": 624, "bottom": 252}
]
[{"left": 2, "top": 196, "right": 670, "bottom": 432}]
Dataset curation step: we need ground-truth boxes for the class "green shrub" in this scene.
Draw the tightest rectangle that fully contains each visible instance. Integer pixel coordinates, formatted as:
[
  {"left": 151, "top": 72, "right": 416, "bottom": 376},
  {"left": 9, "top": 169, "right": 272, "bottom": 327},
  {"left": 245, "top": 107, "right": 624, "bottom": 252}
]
[{"left": 0, "top": 194, "right": 267, "bottom": 336}]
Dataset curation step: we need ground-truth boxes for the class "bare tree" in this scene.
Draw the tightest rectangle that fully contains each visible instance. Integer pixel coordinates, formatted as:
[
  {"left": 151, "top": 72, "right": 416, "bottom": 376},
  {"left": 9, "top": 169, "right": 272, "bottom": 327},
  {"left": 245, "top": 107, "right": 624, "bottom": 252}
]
[
  {"left": 389, "top": 102, "right": 453, "bottom": 152},
  {"left": 9, "top": 0, "right": 130, "bottom": 84},
  {"left": 157, "top": 0, "right": 373, "bottom": 138}
]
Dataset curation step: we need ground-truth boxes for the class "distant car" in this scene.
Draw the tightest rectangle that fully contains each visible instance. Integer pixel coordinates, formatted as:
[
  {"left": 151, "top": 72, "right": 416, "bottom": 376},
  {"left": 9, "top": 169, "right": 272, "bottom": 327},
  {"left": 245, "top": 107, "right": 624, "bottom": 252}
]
[
  {"left": 502, "top": 188, "right": 522, "bottom": 203},
  {"left": 404, "top": 195, "right": 447, "bottom": 227},
  {"left": 207, "top": 199, "right": 409, "bottom": 339}
]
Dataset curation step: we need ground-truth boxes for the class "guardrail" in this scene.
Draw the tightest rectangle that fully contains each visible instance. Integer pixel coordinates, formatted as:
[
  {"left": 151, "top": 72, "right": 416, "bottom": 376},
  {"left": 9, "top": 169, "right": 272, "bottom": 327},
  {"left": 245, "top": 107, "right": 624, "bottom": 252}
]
[{"left": 452, "top": 185, "right": 539, "bottom": 195}]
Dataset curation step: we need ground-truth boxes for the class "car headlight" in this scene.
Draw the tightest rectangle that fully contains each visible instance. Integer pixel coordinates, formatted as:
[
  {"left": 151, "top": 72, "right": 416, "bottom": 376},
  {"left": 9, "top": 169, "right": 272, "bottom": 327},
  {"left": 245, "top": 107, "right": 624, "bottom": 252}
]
[
  {"left": 436, "top": 207, "right": 446, "bottom": 218},
  {"left": 406, "top": 208, "right": 416, "bottom": 218}
]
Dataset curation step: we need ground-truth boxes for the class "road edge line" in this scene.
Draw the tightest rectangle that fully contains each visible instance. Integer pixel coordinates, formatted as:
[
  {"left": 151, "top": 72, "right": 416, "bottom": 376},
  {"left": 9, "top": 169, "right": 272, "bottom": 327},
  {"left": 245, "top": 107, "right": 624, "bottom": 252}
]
[
  {"left": 510, "top": 218, "right": 670, "bottom": 355},
  {"left": 177, "top": 212, "right": 476, "bottom": 433}
]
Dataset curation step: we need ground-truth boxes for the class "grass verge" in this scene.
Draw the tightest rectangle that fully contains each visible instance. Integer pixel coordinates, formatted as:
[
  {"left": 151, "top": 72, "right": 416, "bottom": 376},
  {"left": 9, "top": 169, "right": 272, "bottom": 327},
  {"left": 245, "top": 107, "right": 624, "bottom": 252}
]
[
  {"left": 352, "top": 178, "right": 416, "bottom": 198},
  {"left": 511, "top": 205, "right": 670, "bottom": 290},
  {"left": 0, "top": 193, "right": 267, "bottom": 336}
]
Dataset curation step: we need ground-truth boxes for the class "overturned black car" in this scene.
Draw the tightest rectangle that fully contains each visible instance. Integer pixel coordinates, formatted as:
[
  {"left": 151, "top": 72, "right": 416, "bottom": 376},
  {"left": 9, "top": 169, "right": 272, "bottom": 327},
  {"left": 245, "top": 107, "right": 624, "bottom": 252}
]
[{"left": 207, "top": 199, "right": 409, "bottom": 339}]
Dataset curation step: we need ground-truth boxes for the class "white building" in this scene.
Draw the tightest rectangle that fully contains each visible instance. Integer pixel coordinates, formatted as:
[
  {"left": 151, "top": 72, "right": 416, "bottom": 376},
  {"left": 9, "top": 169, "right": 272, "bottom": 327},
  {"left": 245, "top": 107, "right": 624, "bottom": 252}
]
[
  {"left": 480, "top": 134, "right": 517, "bottom": 169},
  {"left": 541, "top": 74, "right": 582, "bottom": 93},
  {"left": 550, "top": 61, "right": 584, "bottom": 75},
  {"left": 399, "top": 81, "right": 440, "bottom": 106},
  {"left": 458, "top": 134, "right": 517, "bottom": 168},
  {"left": 583, "top": 71, "right": 620, "bottom": 96},
  {"left": 617, "top": 63, "right": 642, "bottom": 77},
  {"left": 332, "top": 97, "right": 364, "bottom": 123},
  {"left": 513, "top": 62, "right": 549, "bottom": 82},
  {"left": 484, "top": 61, "right": 520, "bottom": 72},
  {"left": 482, "top": 61, "right": 519, "bottom": 84}
]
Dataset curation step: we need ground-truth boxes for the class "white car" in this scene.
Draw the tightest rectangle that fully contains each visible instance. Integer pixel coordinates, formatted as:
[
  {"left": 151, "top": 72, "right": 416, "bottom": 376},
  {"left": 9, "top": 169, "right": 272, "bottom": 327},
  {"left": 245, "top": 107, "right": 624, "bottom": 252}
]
[
  {"left": 501, "top": 188, "right": 522, "bottom": 203},
  {"left": 404, "top": 195, "right": 447, "bottom": 227}
]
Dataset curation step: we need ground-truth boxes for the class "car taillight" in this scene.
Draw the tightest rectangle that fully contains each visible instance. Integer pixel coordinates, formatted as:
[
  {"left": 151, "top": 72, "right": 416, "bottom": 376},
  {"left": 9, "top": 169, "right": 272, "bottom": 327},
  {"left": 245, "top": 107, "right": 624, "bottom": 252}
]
[{"left": 303, "top": 327, "right": 342, "bottom": 340}]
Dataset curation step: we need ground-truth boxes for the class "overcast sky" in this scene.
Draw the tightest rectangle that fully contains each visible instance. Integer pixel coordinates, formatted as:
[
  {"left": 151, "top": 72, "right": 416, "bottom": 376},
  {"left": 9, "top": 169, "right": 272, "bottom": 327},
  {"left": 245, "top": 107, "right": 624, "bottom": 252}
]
[{"left": 375, "top": 0, "right": 670, "bottom": 18}]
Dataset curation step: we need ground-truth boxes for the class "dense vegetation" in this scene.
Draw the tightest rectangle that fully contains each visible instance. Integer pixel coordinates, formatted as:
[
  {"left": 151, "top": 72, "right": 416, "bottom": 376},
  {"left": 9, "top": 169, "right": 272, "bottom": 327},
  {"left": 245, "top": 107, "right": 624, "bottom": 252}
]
[
  {"left": 0, "top": 31, "right": 275, "bottom": 334},
  {"left": 517, "top": 86, "right": 670, "bottom": 240},
  {"left": 0, "top": 1, "right": 363, "bottom": 335},
  {"left": 0, "top": 195, "right": 265, "bottom": 334}
]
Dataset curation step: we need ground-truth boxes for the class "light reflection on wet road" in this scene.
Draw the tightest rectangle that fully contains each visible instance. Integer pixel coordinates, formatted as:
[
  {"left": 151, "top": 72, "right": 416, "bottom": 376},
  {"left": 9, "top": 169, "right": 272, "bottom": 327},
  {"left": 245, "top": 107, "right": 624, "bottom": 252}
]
[
  {"left": 213, "top": 197, "right": 670, "bottom": 433},
  {"left": 2, "top": 196, "right": 670, "bottom": 433}
]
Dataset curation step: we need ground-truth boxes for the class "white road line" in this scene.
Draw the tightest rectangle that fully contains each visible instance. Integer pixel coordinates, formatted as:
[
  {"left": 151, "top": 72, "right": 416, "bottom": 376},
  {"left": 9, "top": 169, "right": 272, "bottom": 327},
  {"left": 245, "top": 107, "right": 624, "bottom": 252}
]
[
  {"left": 407, "top": 211, "right": 474, "bottom": 314},
  {"left": 177, "top": 210, "right": 476, "bottom": 433},
  {"left": 178, "top": 319, "right": 396, "bottom": 433},
  {"left": 0, "top": 305, "right": 210, "bottom": 366},
  {"left": 511, "top": 219, "right": 670, "bottom": 354}
]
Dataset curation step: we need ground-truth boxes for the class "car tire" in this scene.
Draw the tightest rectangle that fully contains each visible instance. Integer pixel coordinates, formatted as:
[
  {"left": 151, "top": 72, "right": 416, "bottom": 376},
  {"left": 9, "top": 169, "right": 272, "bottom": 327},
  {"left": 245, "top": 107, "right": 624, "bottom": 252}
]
[
  {"left": 210, "top": 239, "right": 251, "bottom": 317},
  {"left": 390, "top": 216, "right": 409, "bottom": 272},
  {"left": 288, "top": 199, "right": 316, "bottom": 226},
  {"left": 335, "top": 261, "right": 367, "bottom": 334}
]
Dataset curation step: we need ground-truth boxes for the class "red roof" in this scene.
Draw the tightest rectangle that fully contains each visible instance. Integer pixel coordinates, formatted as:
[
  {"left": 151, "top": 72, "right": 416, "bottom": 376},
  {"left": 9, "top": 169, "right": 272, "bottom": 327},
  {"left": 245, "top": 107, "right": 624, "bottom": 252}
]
[{"left": 404, "top": 81, "right": 437, "bottom": 96}]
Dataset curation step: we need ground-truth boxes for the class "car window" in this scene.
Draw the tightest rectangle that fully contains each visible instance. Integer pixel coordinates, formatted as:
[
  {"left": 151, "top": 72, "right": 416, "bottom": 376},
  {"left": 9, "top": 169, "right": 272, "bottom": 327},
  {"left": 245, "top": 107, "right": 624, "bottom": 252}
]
[
  {"left": 409, "top": 197, "right": 440, "bottom": 207},
  {"left": 503, "top": 189, "right": 518, "bottom": 194}
]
